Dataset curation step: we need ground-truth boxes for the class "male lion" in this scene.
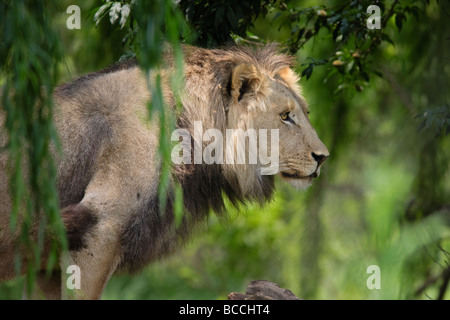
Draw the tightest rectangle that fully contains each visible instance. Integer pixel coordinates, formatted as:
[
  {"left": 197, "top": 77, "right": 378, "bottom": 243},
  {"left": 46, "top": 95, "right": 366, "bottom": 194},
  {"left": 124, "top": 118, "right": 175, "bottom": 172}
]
[{"left": 0, "top": 45, "right": 328, "bottom": 299}]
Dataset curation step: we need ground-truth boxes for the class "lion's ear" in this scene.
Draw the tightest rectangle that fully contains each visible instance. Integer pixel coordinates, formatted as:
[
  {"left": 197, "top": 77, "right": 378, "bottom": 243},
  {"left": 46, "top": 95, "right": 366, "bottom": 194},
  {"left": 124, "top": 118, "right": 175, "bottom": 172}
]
[
  {"left": 276, "top": 66, "right": 301, "bottom": 95},
  {"left": 231, "top": 63, "right": 264, "bottom": 102}
]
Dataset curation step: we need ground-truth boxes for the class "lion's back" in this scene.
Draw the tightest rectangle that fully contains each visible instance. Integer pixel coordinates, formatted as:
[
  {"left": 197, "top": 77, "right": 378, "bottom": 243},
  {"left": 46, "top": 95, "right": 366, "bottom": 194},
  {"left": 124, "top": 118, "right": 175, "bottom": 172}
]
[{"left": 53, "top": 62, "right": 158, "bottom": 208}]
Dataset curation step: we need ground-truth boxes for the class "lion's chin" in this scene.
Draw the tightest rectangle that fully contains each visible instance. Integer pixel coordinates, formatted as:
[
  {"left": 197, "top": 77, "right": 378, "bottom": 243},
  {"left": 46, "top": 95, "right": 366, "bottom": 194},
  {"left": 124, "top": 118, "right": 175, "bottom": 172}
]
[
  {"left": 284, "top": 177, "right": 314, "bottom": 190},
  {"left": 279, "top": 170, "right": 317, "bottom": 190}
]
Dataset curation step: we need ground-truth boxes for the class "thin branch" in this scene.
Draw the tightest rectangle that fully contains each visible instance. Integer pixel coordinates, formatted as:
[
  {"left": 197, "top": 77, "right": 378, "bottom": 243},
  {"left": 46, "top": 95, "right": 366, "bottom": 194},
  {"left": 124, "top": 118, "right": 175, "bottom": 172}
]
[
  {"left": 437, "top": 268, "right": 450, "bottom": 300},
  {"left": 382, "top": 0, "right": 400, "bottom": 28},
  {"left": 415, "top": 273, "right": 441, "bottom": 297}
]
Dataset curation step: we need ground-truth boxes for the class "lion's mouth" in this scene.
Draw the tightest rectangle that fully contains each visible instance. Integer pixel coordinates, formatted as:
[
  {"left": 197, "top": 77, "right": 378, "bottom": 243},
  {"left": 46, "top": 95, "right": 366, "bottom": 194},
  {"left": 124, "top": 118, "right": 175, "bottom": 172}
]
[{"left": 280, "top": 170, "right": 318, "bottom": 179}]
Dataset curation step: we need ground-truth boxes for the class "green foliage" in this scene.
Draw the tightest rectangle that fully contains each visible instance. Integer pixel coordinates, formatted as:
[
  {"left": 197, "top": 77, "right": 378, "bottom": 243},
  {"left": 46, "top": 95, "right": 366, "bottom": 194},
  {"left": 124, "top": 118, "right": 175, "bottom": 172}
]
[
  {"left": 178, "top": 0, "right": 274, "bottom": 47},
  {"left": 416, "top": 105, "right": 450, "bottom": 136},
  {"left": 0, "top": 0, "right": 67, "bottom": 295},
  {"left": 265, "top": 0, "right": 432, "bottom": 94}
]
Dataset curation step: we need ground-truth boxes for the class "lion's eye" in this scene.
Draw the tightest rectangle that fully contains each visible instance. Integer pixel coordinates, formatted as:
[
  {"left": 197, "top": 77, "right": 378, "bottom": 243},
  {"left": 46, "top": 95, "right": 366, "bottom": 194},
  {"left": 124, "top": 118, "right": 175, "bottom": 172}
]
[{"left": 280, "top": 111, "right": 293, "bottom": 123}]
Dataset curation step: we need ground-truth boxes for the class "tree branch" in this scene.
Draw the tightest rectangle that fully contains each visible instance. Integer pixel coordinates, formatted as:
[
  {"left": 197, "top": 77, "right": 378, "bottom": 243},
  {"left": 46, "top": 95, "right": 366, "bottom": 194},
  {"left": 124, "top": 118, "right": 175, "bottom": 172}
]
[{"left": 228, "top": 280, "right": 301, "bottom": 300}]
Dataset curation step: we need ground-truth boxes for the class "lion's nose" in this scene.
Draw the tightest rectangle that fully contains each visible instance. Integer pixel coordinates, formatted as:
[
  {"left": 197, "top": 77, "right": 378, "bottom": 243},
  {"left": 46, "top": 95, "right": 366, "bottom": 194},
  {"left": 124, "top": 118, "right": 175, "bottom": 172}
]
[{"left": 312, "top": 152, "right": 328, "bottom": 166}]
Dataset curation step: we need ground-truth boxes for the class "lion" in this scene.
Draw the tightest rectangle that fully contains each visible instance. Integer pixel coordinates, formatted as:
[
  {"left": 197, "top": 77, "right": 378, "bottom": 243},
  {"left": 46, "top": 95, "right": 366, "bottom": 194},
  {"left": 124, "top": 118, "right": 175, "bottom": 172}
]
[{"left": 0, "top": 44, "right": 329, "bottom": 299}]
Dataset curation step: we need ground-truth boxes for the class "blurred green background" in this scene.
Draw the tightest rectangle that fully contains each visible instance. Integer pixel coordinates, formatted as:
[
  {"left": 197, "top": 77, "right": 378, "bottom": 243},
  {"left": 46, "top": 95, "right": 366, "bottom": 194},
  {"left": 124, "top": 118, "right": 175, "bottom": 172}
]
[{"left": 0, "top": 0, "right": 449, "bottom": 299}]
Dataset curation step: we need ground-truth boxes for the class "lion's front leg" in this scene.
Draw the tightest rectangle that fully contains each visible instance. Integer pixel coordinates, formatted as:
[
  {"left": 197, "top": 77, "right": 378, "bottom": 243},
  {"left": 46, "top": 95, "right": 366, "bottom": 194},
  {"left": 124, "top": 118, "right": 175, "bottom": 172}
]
[
  {"left": 61, "top": 244, "right": 120, "bottom": 300},
  {"left": 60, "top": 200, "right": 122, "bottom": 300}
]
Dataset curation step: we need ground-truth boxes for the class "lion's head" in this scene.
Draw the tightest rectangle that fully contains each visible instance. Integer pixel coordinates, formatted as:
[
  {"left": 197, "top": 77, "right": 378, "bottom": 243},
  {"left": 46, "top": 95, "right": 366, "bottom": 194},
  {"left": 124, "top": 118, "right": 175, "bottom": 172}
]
[
  {"left": 224, "top": 53, "right": 329, "bottom": 193},
  {"left": 179, "top": 45, "right": 329, "bottom": 203}
]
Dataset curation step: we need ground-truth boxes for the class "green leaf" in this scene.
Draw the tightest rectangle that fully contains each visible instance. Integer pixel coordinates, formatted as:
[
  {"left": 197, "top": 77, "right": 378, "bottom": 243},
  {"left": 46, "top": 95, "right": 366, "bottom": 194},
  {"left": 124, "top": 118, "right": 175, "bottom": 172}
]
[
  {"left": 215, "top": 6, "right": 225, "bottom": 29},
  {"left": 360, "top": 69, "right": 370, "bottom": 82},
  {"left": 380, "top": 33, "right": 395, "bottom": 45},
  {"left": 174, "top": 184, "right": 184, "bottom": 227},
  {"left": 301, "top": 64, "right": 314, "bottom": 79},
  {"left": 226, "top": 7, "right": 238, "bottom": 31},
  {"left": 272, "top": 11, "right": 282, "bottom": 21},
  {"left": 395, "top": 13, "right": 405, "bottom": 31}
]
